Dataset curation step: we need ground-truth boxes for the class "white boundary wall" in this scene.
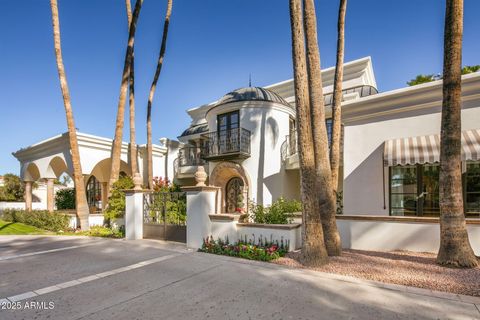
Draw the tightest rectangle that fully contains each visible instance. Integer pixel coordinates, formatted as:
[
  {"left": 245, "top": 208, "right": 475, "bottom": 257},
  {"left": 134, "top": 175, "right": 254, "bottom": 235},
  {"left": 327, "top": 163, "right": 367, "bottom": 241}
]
[
  {"left": 0, "top": 202, "right": 45, "bottom": 211},
  {"left": 337, "top": 218, "right": 480, "bottom": 255}
]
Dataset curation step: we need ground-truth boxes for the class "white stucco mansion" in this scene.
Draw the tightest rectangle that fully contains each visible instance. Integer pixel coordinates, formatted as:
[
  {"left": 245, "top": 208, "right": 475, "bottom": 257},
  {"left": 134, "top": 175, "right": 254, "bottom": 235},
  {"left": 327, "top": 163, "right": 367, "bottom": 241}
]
[{"left": 12, "top": 57, "right": 480, "bottom": 218}]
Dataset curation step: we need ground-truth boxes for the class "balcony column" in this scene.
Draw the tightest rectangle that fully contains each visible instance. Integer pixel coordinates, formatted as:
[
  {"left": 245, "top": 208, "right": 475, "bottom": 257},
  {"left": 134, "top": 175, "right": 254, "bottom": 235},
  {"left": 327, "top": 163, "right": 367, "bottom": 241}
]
[
  {"left": 24, "top": 180, "right": 33, "bottom": 212},
  {"left": 46, "top": 178, "right": 55, "bottom": 212}
]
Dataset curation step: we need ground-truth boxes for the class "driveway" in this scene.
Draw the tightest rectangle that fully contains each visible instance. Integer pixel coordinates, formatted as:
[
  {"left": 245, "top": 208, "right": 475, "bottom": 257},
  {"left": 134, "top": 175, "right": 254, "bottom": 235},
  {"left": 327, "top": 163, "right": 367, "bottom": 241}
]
[{"left": 0, "top": 235, "right": 478, "bottom": 320}]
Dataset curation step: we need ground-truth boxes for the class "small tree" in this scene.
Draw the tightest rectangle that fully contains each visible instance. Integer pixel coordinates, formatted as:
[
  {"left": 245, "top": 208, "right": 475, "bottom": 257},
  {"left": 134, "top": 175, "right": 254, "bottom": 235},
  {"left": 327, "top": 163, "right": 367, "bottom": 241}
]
[
  {"left": 461, "top": 65, "right": 480, "bottom": 74},
  {"left": 0, "top": 174, "right": 25, "bottom": 201},
  {"left": 407, "top": 74, "right": 438, "bottom": 86},
  {"left": 104, "top": 176, "right": 134, "bottom": 221}
]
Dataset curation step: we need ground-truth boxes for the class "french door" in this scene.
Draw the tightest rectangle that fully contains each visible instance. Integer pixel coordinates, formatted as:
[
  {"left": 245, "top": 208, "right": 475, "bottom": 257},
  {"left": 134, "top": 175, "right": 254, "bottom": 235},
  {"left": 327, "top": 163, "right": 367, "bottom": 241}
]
[{"left": 217, "top": 111, "right": 239, "bottom": 153}]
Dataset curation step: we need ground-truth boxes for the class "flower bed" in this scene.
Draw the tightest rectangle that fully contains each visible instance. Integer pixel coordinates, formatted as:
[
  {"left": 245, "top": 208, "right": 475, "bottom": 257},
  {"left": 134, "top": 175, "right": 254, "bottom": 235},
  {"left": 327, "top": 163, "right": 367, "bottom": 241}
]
[{"left": 199, "top": 236, "right": 289, "bottom": 261}]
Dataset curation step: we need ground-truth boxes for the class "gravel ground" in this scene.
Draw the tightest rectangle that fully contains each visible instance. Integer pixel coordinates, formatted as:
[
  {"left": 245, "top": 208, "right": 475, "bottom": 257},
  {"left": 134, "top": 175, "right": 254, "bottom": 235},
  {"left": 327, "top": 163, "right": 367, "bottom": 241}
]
[{"left": 273, "top": 249, "right": 480, "bottom": 297}]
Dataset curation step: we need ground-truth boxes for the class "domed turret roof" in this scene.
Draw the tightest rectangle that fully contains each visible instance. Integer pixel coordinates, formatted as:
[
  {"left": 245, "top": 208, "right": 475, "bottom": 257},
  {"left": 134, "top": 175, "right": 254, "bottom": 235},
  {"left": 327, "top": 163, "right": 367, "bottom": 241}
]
[{"left": 216, "top": 87, "right": 291, "bottom": 108}]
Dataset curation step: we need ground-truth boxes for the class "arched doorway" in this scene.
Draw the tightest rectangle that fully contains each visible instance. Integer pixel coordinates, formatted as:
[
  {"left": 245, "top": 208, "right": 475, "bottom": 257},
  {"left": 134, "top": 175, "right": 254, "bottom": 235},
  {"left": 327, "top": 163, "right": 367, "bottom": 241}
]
[
  {"left": 86, "top": 175, "right": 101, "bottom": 213},
  {"left": 225, "top": 177, "right": 244, "bottom": 213},
  {"left": 209, "top": 161, "right": 250, "bottom": 213}
]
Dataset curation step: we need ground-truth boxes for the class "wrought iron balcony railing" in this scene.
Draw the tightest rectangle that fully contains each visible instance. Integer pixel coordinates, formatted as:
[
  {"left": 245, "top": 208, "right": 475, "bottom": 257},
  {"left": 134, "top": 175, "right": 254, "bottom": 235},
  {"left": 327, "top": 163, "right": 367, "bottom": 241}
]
[
  {"left": 281, "top": 132, "right": 297, "bottom": 162},
  {"left": 177, "top": 147, "right": 206, "bottom": 167},
  {"left": 201, "top": 127, "right": 251, "bottom": 160}
]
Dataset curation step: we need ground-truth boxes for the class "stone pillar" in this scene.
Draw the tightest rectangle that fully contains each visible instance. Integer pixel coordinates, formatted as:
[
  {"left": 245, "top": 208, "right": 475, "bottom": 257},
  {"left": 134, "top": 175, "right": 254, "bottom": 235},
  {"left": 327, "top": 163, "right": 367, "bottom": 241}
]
[
  {"left": 182, "top": 186, "right": 220, "bottom": 249},
  {"left": 101, "top": 182, "right": 108, "bottom": 210},
  {"left": 24, "top": 181, "right": 33, "bottom": 212},
  {"left": 125, "top": 190, "right": 145, "bottom": 240},
  {"left": 47, "top": 178, "right": 55, "bottom": 212}
]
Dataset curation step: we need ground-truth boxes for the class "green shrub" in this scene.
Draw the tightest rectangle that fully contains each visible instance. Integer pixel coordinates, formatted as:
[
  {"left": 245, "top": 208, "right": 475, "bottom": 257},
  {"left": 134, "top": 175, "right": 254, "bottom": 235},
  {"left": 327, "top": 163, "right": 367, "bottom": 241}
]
[
  {"left": 199, "top": 236, "right": 288, "bottom": 261},
  {"left": 104, "top": 176, "right": 134, "bottom": 220},
  {"left": 249, "top": 197, "right": 301, "bottom": 224},
  {"left": 55, "top": 188, "right": 76, "bottom": 210},
  {"left": 78, "top": 225, "right": 124, "bottom": 238},
  {"left": 1, "top": 209, "right": 70, "bottom": 232}
]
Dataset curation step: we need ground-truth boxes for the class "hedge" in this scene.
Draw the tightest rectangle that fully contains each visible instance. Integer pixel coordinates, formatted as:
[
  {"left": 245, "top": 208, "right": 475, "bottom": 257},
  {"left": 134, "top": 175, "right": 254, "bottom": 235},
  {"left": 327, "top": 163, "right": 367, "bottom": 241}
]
[{"left": 1, "top": 209, "right": 70, "bottom": 232}]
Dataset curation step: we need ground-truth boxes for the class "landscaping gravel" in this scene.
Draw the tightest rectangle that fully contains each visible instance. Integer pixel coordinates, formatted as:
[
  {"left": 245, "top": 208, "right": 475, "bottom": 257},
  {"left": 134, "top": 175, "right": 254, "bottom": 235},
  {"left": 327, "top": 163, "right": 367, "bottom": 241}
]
[{"left": 273, "top": 249, "right": 480, "bottom": 297}]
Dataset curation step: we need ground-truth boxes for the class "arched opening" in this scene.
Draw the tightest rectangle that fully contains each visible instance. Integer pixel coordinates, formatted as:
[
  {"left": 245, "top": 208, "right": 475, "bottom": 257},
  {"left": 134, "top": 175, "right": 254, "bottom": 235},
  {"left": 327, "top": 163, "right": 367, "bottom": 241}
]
[
  {"left": 210, "top": 161, "right": 250, "bottom": 213},
  {"left": 23, "top": 163, "right": 41, "bottom": 182},
  {"left": 86, "top": 175, "right": 101, "bottom": 213},
  {"left": 47, "top": 156, "right": 70, "bottom": 178},
  {"left": 90, "top": 158, "right": 132, "bottom": 183}
]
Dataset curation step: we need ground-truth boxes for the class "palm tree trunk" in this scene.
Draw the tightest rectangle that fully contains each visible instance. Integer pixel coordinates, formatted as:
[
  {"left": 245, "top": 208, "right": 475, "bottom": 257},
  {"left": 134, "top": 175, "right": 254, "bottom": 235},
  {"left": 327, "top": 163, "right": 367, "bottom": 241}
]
[
  {"left": 330, "top": 0, "right": 347, "bottom": 194},
  {"left": 289, "top": 0, "right": 328, "bottom": 266},
  {"left": 125, "top": 0, "right": 138, "bottom": 175},
  {"left": 109, "top": 0, "right": 143, "bottom": 192},
  {"left": 50, "top": 0, "right": 89, "bottom": 230},
  {"left": 146, "top": 0, "right": 173, "bottom": 189},
  {"left": 437, "top": 0, "right": 477, "bottom": 268},
  {"left": 303, "top": 0, "right": 342, "bottom": 256}
]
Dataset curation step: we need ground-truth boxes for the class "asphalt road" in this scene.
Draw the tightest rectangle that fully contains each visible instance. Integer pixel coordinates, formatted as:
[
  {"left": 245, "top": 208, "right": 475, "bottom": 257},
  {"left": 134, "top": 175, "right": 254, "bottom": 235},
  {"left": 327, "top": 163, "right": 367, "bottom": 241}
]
[{"left": 0, "top": 235, "right": 479, "bottom": 320}]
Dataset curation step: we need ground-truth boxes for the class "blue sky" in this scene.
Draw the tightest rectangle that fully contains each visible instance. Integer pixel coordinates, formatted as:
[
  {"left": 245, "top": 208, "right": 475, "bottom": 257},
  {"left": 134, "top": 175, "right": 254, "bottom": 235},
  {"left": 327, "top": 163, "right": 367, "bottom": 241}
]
[{"left": 1, "top": 0, "right": 479, "bottom": 174}]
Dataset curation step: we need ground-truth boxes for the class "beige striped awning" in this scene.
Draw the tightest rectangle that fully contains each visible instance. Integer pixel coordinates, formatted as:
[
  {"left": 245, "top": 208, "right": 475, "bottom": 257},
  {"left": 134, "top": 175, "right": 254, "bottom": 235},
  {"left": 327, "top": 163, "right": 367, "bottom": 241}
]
[{"left": 383, "top": 128, "right": 480, "bottom": 166}]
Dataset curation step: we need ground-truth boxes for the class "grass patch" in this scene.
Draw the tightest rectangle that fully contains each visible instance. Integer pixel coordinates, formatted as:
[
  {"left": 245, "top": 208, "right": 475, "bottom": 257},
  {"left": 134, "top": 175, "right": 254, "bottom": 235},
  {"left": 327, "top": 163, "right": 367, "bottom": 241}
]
[{"left": 0, "top": 219, "right": 50, "bottom": 235}]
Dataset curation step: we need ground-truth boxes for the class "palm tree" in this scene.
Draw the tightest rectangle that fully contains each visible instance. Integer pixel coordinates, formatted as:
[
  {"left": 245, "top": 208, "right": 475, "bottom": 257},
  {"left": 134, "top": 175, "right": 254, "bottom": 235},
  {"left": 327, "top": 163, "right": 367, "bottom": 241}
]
[
  {"left": 146, "top": 0, "right": 173, "bottom": 189},
  {"left": 437, "top": 0, "right": 477, "bottom": 267},
  {"left": 329, "top": 0, "right": 347, "bottom": 195},
  {"left": 109, "top": 0, "right": 143, "bottom": 192},
  {"left": 303, "top": 0, "right": 341, "bottom": 256},
  {"left": 50, "top": 0, "right": 89, "bottom": 230},
  {"left": 289, "top": 0, "right": 329, "bottom": 266},
  {"left": 125, "top": 0, "right": 138, "bottom": 175}
]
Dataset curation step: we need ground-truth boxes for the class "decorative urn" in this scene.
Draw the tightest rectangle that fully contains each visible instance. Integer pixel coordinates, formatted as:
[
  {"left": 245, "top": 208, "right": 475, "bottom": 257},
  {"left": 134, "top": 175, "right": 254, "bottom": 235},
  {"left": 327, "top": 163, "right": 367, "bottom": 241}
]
[{"left": 194, "top": 166, "right": 207, "bottom": 186}]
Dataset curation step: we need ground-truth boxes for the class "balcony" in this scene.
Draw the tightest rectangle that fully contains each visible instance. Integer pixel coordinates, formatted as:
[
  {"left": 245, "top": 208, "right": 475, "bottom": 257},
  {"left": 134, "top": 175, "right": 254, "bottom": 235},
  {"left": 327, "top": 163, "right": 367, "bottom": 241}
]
[
  {"left": 174, "top": 147, "right": 207, "bottom": 178},
  {"left": 281, "top": 132, "right": 299, "bottom": 170},
  {"left": 201, "top": 127, "right": 251, "bottom": 161}
]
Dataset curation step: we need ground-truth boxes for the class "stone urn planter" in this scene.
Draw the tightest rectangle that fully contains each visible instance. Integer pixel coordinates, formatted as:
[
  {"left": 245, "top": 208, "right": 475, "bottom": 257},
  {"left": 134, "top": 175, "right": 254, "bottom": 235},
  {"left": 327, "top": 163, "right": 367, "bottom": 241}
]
[{"left": 194, "top": 166, "right": 207, "bottom": 186}]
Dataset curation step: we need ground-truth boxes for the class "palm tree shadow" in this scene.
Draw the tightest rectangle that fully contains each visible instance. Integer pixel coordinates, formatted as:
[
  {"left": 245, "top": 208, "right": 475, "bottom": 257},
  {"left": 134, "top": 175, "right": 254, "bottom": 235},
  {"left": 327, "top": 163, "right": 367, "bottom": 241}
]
[{"left": 0, "top": 222, "right": 14, "bottom": 231}]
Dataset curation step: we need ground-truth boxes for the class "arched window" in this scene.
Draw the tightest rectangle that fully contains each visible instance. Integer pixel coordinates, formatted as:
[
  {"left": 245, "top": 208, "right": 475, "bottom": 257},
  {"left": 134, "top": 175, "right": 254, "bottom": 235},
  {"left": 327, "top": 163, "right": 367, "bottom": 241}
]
[{"left": 86, "top": 175, "right": 101, "bottom": 213}]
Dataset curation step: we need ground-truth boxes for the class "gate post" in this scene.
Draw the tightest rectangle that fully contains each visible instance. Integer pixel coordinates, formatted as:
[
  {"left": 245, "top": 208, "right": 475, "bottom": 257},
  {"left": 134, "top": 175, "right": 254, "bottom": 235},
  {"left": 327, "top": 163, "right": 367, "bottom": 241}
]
[
  {"left": 125, "top": 190, "right": 144, "bottom": 240},
  {"left": 182, "top": 186, "right": 220, "bottom": 249}
]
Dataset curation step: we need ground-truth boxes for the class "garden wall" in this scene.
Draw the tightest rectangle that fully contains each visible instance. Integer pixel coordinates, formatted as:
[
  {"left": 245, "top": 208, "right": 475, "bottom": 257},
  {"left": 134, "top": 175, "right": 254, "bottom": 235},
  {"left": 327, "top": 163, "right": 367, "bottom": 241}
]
[
  {"left": 236, "top": 223, "right": 301, "bottom": 251},
  {"left": 336, "top": 216, "right": 480, "bottom": 255},
  {"left": 0, "top": 202, "right": 45, "bottom": 211},
  {"left": 203, "top": 214, "right": 301, "bottom": 251},
  {"left": 67, "top": 214, "right": 124, "bottom": 229}
]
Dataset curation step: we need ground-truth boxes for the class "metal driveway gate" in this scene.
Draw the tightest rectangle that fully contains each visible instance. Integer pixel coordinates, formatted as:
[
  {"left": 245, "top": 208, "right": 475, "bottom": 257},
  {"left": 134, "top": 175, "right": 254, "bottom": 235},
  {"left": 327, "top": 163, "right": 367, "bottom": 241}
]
[{"left": 143, "top": 192, "right": 187, "bottom": 242}]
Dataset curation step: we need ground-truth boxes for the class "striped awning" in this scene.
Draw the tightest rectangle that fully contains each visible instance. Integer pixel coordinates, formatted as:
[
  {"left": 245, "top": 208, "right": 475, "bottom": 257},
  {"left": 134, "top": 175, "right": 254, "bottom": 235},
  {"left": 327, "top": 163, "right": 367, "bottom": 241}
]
[{"left": 383, "top": 128, "right": 480, "bottom": 166}]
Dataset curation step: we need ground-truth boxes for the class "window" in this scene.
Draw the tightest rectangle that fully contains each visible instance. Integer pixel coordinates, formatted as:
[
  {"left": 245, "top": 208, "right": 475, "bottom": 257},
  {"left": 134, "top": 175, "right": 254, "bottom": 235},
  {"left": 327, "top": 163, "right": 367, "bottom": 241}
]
[
  {"left": 217, "top": 111, "right": 239, "bottom": 132},
  {"left": 86, "top": 175, "right": 101, "bottom": 212},
  {"left": 217, "top": 111, "right": 240, "bottom": 154},
  {"left": 326, "top": 119, "right": 333, "bottom": 144},
  {"left": 390, "top": 162, "right": 479, "bottom": 217},
  {"left": 390, "top": 165, "right": 418, "bottom": 216},
  {"left": 465, "top": 162, "right": 480, "bottom": 216}
]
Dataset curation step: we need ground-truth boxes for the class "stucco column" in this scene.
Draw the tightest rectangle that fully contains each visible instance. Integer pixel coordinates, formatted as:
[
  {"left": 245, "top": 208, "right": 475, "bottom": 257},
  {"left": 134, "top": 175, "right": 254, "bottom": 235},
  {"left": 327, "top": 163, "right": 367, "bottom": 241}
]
[
  {"left": 101, "top": 182, "right": 108, "bottom": 210},
  {"left": 24, "top": 181, "right": 33, "bottom": 212},
  {"left": 182, "top": 186, "right": 220, "bottom": 249},
  {"left": 47, "top": 178, "right": 55, "bottom": 212},
  {"left": 125, "top": 190, "right": 145, "bottom": 240}
]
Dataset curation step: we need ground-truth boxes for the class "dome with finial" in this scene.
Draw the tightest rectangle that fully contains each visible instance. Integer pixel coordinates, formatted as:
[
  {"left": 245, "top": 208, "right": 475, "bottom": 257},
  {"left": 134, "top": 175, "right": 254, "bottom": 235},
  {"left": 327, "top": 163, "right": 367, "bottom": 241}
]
[{"left": 216, "top": 87, "right": 291, "bottom": 108}]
